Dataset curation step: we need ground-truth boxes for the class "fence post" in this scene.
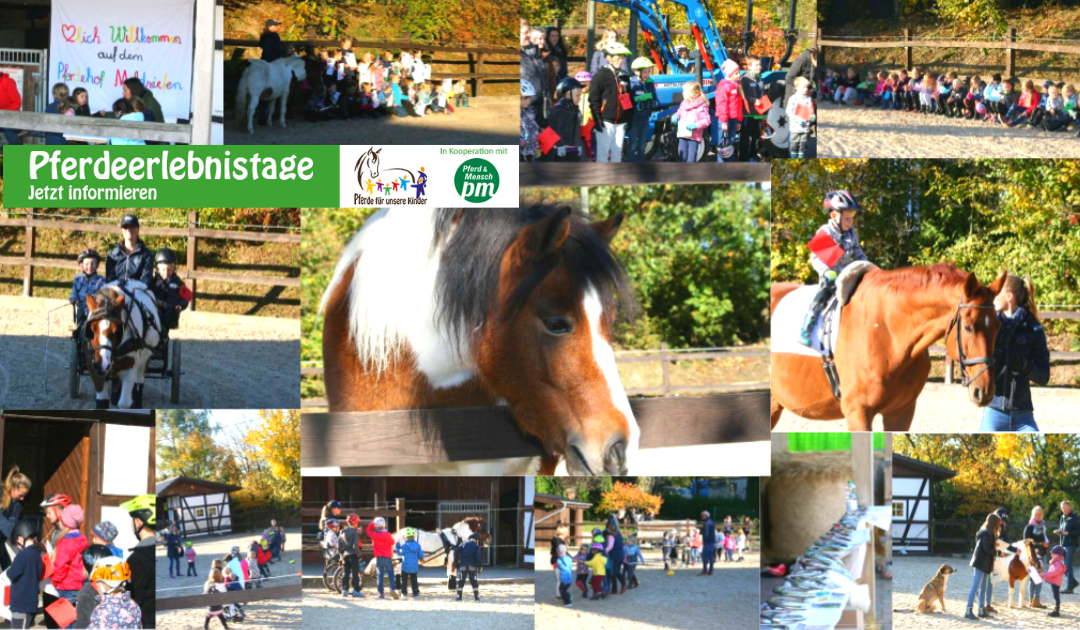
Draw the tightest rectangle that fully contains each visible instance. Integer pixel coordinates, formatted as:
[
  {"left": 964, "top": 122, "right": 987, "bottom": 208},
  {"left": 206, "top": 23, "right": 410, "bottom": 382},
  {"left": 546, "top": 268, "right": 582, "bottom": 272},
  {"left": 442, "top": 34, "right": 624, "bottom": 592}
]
[
  {"left": 23, "top": 210, "right": 34, "bottom": 298},
  {"left": 1005, "top": 27, "right": 1016, "bottom": 79},
  {"left": 903, "top": 28, "right": 912, "bottom": 69},
  {"left": 944, "top": 355, "right": 953, "bottom": 385},
  {"left": 586, "top": 0, "right": 597, "bottom": 70},
  {"left": 187, "top": 211, "right": 198, "bottom": 311},
  {"left": 816, "top": 29, "right": 826, "bottom": 85},
  {"left": 467, "top": 51, "right": 476, "bottom": 98},
  {"left": 475, "top": 52, "right": 485, "bottom": 97},
  {"left": 394, "top": 498, "right": 405, "bottom": 533},
  {"left": 661, "top": 341, "right": 670, "bottom": 396}
]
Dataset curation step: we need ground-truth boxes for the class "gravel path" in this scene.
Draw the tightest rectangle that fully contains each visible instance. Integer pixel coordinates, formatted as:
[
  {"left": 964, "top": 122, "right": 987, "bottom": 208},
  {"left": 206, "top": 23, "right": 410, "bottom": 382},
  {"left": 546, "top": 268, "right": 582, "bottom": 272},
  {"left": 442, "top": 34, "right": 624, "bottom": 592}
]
[
  {"left": 225, "top": 97, "right": 517, "bottom": 146},
  {"left": 818, "top": 101, "right": 1080, "bottom": 158},
  {"left": 156, "top": 529, "right": 302, "bottom": 630},
  {"left": 893, "top": 554, "right": 1080, "bottom": 628},
  {"left": 303, "top": 581, "right": 534, "bottom": 629},
  {"left": 0, "top": 296, "right": 300, "bottom": 409},
  {"left": 536, "top": 549, "right": 759, "bottom": 630},
  {"left": 774, "top": 384, "right": 1080, "bottom": 432}
]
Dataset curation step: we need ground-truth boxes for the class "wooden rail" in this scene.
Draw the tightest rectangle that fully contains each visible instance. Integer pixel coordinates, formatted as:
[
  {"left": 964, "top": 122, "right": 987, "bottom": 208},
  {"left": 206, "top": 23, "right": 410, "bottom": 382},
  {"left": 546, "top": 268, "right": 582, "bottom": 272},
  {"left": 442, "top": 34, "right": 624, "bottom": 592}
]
[
  {"left": 817, "top": 27, "right": 1080, "bottom": 78},
  {"left": 301, "top": 391, "right": 771, "bottom": 468},
  {"left": 521, "top": 163, "right": 771, "bottom": 187},
  {"left": 0, "top": 110, "right": 193, "bottom": 144},
  {"left": 158, "top": 582, "right": 302, "bottom": 611},
  {"left": 0, "top": 211, "right": 300, "bottom": 310},
  {"left": 224, "top": 38, "right": 518, "bottom": 97}
]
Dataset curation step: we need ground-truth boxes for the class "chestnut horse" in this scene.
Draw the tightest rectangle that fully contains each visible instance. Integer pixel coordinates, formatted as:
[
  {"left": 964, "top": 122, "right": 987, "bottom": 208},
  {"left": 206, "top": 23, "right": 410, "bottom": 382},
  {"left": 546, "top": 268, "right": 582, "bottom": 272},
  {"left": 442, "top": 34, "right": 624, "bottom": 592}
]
[
  {"left": 320, "top": 207, "right": 639, "bottom": 475},
  {"left": 771, "top": 263, "right": 1007, "bottom": 430},
  {"left": 1006, "top": 538, "right": 1042, "bottom": 608}
]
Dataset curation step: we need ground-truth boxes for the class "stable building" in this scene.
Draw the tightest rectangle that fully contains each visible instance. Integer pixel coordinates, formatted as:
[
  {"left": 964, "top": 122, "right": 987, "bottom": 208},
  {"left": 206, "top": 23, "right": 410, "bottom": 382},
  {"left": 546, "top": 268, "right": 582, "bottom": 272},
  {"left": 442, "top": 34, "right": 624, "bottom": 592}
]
[
  {"left": 892, "top": 454, "right": 957, "bottom": 553},
  {"left": 157, "top": 476, "right": 242, "bottom": 537}
]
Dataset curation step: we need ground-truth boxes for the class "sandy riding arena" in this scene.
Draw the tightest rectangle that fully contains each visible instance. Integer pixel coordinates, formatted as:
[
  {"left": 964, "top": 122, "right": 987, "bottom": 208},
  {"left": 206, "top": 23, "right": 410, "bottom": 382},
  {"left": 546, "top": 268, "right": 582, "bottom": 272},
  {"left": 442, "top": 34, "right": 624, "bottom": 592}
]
[
  {"left": 225, "top": 96, "right": 518, "bottom": 146},
  {"left": 818, "top": 102, "right": 1080, "bottom": 158},
  {"left": 156, "top": 529, "right": 302, "bottom": 630},
  {"left": 893, "top": 554, "right": 1079, "bottom": 628},
  {"left": 303, "top": 579, "right": 535, "bottom": 629},
  {"left": 774, "top": 383, "right": 1080, "bottom": 432},
  {"left": 535, "top": 549, "right": 760, "bottom": 630},
  {"left": 0, "top": 295, "right": 299, "bottom": 409}
]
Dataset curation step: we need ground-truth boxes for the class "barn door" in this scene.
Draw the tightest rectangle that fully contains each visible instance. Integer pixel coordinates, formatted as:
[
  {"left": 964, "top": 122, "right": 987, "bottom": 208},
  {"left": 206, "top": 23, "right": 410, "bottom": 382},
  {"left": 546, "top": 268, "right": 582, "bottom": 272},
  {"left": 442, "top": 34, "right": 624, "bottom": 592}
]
[
  {"left": 438, "top": 501, "right": 492, "bottom": 566},
  {"left": 43, "top": 428, "right": 89, "bottom": 543}
]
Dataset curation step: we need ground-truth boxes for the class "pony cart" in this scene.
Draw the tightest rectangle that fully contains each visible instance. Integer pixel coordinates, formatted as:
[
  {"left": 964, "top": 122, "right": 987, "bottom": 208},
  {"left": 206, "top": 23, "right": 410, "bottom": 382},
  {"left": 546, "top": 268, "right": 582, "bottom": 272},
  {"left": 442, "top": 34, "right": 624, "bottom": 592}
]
[{"left": 67, "top": 285, "right": 182, "bottom": 405}]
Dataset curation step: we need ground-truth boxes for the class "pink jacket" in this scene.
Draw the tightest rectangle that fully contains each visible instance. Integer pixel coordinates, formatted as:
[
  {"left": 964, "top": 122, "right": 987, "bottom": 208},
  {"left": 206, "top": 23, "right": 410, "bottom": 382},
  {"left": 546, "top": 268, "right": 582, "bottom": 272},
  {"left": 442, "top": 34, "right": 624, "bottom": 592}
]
[
  {"left": 1041, "top": 557, "right": 1065, "bottom": 587},
  {"left": 676, "top": 97, "right": 711, "bottom": 143},
  {"left": 723, "top": 536, "right": 737, "bottom": 550},
  {"left": 714, "top": 77, "right": 743, "bottom": 124}
]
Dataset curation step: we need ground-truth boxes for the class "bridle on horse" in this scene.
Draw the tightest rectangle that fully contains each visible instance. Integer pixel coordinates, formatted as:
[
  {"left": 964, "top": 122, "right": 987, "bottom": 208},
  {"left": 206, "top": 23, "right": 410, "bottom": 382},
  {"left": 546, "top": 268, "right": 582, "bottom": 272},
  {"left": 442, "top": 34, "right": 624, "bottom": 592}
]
[
  {"left": 943, "top": 299, "right": 996, "bottom": 387},
  {"left": 84, "top": 283, "right": 161, "bottom": 379}
]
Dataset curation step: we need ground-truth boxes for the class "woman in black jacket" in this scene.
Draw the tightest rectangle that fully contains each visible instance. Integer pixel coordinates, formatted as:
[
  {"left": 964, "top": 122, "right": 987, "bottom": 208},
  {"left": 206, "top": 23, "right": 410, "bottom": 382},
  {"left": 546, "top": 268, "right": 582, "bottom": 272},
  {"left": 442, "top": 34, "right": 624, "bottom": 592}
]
[
  {"left": 966, "top": 512, "right": 1014, "bottom": 619},
  {"left": 979, "top": 275, "right": 1051, "bottom": 432}
]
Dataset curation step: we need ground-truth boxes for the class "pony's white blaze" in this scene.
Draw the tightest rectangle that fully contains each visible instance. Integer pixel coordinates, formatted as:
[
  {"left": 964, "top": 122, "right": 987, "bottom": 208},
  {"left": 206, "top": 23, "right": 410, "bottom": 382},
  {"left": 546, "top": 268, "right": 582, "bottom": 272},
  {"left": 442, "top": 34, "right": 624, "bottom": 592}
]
[
  {"left": 583, "top": 285, "right": 640, "bottom": 466},
  {"left": 97, "top": 324, "right": 112, "bottom": 371},
  {"left": 320, "top": 208, "right": 474, "bottom": 388}
]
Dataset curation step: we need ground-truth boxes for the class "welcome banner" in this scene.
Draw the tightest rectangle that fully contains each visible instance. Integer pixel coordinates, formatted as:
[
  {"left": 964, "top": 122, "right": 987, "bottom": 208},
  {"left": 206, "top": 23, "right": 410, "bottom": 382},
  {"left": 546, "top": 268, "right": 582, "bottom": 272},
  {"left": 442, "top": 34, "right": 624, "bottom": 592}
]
[{"left": 50, "top": 0, "right": 194, "bottom": 121}]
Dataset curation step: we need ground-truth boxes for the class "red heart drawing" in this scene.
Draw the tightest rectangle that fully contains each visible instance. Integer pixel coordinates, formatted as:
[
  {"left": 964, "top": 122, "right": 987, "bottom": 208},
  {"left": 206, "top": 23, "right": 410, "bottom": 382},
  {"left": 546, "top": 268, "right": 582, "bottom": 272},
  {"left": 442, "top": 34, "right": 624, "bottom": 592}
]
[{"left": 61, "top": 24, "right": 77, "bottom": 42}]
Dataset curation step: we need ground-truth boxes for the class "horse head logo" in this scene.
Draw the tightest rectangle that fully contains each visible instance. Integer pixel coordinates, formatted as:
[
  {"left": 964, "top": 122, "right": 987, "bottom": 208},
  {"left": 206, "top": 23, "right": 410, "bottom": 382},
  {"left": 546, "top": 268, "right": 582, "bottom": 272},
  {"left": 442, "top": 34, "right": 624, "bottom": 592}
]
[{"left": 354, "top": 147, "right": 382, "bottom": 185}]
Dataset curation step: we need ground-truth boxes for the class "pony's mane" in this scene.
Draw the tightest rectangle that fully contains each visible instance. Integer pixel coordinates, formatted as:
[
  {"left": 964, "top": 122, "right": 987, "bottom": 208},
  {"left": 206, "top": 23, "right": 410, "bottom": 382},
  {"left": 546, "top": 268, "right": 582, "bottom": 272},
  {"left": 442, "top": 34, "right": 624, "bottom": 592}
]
[
  {"left": 861, "top": 263, "right": 992, "bottom": 302},
  {"left": 432, "top": 206, "right": 637, "bottom": 353}
]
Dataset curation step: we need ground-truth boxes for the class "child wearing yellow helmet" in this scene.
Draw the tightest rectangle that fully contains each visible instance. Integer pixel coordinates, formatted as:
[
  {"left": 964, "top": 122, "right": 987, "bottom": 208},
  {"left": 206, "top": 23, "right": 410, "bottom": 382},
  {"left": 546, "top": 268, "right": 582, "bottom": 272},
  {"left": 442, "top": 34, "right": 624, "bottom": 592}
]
[
  {"left": 119, "top": 495, "right": 156, "bottom": 628},
  {"left": 627, "top": 56, "right": 659, "bottom": 162},
  {"left": 395, "top": 527, "right": 425, "bottom": 597},
  {"left": 88, "top": 556, "right": 141, "bottom": 629}
]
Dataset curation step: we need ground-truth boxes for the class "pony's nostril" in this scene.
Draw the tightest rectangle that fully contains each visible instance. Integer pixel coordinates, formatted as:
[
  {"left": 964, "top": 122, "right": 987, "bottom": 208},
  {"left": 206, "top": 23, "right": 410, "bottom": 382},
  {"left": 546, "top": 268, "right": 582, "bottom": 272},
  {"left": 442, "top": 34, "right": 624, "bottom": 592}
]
[{"left": 605, "top": 441, "right": 627, "bottom": 472}]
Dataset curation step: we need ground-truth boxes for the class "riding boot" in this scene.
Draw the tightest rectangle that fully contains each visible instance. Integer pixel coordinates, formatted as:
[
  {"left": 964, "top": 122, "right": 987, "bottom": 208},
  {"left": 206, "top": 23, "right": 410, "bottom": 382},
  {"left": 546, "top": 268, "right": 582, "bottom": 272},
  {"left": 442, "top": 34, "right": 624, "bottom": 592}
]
[
  {"left": 133, "top": 383, "right": 145, "bottom": 408},
  {"left": 1031, "top": 597, "right": 1046, "bottom": 609},
  {"left": 95, "top": 397, "right": 110, "bottom": 409}
]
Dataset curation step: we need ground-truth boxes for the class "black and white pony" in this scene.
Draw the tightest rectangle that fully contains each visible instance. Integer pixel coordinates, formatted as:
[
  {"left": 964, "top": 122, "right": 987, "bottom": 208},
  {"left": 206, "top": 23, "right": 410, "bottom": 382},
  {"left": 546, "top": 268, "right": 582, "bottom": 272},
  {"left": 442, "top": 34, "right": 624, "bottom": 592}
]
[
  {"left": 84, "top": 281, "right": 161, "bottom": 408},
  {"left": 363, "top": 517, "right": 492, "bottom": 583}
]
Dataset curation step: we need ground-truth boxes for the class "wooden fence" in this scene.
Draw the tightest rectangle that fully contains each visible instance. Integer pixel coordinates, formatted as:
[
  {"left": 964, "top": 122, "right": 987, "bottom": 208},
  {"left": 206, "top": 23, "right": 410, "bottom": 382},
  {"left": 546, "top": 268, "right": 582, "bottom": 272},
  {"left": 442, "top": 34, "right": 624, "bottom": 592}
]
[
  {"left": 224, "top": 38, "right": 518, "bottom": 97},
  {"left": 535, "top": 518, "right": 758, "bottom": 548},
  {"left": 0, "top": 210, "right": 300, "bottom": 310},
  {"left": 301, "top": 391, "right": 770, "bottom": 468},
  {"left": 902, "top": 516, "right": 1054, "bottom": 555},
  {"left": 936, "top": 311, "right": 1080, "bottom": 384},
  {"left": 158, "top": 583, "right": 302, "bottom": 611},
  {"left": 817, "top": 27, "right": 1080, "bottom": 80}
]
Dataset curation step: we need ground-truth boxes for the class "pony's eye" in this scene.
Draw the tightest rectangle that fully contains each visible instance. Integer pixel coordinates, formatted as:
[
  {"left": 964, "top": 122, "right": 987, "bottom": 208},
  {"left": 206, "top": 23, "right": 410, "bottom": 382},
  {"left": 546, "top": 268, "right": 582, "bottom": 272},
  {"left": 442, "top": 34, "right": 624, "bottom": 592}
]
[
  {"left": 542, "top": 317, "right": 573, "bottom": 335},
  {"left": 964, "top": 325, "right": 974, "bottom": 333}
]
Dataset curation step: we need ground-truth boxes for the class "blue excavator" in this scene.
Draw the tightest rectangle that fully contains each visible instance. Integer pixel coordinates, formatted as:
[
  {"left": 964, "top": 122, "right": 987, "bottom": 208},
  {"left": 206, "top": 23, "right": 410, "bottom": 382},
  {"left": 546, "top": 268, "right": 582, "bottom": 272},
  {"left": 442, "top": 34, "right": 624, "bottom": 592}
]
[{"left": 588, "top": 0, "right": 800, "bottom": 160}]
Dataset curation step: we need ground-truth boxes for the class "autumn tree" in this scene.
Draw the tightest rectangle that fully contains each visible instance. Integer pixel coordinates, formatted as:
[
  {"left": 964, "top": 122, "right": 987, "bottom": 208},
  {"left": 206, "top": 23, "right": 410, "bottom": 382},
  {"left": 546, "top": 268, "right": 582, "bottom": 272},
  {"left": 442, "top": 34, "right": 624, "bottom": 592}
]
[
  {"left": 156, "top": 410, "right": 237, "bottom": 482},
  {"left": 597, "top": 481, "right": 663, "bottom": 516},
  {"left": 245, "top": 409, "right": 301, "bottom": 504}
]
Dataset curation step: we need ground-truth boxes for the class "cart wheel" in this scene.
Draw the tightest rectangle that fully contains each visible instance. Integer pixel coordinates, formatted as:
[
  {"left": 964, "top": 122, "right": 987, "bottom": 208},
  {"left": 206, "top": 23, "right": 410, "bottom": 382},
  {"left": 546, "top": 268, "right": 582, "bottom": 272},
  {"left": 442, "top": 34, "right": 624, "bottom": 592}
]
[
  {"left": 170, "top": 340, "right": 182, "bottom": 404},
  {"left": 69, "top": 340, "right": 81, "bottom": 399},
  {"left": 331, "top": 564, "right": 344, "bottom": 593}
]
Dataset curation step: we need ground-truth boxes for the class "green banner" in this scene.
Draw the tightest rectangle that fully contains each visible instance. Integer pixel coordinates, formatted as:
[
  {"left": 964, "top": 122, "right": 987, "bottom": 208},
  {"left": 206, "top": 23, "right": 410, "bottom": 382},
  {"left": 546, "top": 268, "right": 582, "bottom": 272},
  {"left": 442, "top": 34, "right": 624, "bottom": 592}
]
[
  {"left": 3, "top": 146, "right": 339, "bottom": 207},
  {"left": 787, "top": 433, "right": 886, "bottom": 452}
]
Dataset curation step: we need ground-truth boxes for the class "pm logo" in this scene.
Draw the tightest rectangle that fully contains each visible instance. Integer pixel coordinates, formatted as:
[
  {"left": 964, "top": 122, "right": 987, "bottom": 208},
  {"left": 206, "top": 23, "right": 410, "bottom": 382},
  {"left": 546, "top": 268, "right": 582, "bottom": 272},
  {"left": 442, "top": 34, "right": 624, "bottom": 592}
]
[{"left": 454, "top": 158, "right": 500, "bottom": 203}]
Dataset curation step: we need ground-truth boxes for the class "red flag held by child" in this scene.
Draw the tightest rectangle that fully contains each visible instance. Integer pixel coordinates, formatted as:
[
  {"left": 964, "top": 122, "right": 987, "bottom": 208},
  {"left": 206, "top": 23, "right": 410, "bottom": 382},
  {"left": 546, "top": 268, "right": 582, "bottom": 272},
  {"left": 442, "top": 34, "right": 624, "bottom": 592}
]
[
  {"left": 45, "top": 597, "right": 77, "bottom": 629},
  {"left": 795, "top": 103, "right": 814, "bottom": 121},
  {"left": 538, "top": 127, "right": 561, "bottom": 155},
  {"left": 754, "top": 94, "right": 772, "bottom": 115},
  {"left": 808, "top": 230, "right": 844, "bottom": 269}
]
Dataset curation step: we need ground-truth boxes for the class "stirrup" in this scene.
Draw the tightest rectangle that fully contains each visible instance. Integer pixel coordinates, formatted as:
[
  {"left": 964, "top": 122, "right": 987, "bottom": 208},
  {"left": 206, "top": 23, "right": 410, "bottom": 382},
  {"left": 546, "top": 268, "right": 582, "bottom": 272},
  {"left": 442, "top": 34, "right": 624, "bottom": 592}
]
[{"left": 822, "top": 355, "right": 841, "bottom": 399}]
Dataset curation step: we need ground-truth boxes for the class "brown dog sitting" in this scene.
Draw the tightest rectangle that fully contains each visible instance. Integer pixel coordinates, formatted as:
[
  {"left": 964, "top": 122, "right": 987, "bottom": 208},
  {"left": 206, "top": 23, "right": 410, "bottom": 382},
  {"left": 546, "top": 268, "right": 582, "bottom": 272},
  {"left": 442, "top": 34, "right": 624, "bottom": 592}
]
[{"left": 916, "top": 564, "right": 957, "bottom": 613}]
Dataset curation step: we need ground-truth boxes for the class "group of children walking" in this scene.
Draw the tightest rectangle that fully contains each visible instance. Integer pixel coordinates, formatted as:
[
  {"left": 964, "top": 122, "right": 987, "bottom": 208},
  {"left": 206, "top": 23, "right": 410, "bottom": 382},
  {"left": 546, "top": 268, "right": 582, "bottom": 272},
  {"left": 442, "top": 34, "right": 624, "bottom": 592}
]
[
  {"left": 521, "top": 46, "right": 809, "bottom": 162},
  {"left": 660, "top": 527, "right": 747, "bottom": 570},
  {"left": 301, "top": 43, "right": 471, "bottom": 122},
  {"left": 827, "top": 66, "right": 1080, "bottom": 133},
  {"left": 199, "top": 520, "right": 289, "bottom": 628}
]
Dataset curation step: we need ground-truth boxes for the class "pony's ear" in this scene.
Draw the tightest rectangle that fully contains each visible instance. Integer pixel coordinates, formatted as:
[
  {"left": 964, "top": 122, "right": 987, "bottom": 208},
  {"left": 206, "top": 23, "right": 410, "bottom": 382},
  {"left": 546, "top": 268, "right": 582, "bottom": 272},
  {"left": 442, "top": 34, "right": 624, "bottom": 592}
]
[
  {"left": 521, "top": 207, "right": 572, "bottom": 261},
  {"left": 988, "top": 270, "right": 1008, "bottom": 296},
  {"left": 86, "top": 294, "right": 98, "bottom": 312},
  {"left": 963, "top": 272, "right": 979, "bottom": 300},
  {"left": 590, "top": 213, "right": 624, "bottom": 244}
]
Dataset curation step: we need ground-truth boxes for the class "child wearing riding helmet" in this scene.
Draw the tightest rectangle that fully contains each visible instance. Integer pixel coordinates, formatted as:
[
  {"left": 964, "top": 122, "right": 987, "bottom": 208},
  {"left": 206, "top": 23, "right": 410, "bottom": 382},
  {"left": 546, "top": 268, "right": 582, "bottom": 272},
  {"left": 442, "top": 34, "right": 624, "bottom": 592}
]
[
  {"left": 585, "top": 543, "right": 607, "bottom": 600},
  {"left": 714, "top": 58, "right": 744, "bottom": 162},
  {"left": 453, "top": 532, "right": 483, "bottom": 602},
  {"left": 556, "top": 544, "right": 574, "bottom": 606},
  {"left": 672, "top": 81, "right": 710, "bottom": 163},
  {"left": 661, "top": 529, "right": 676, "bottom": 572},
  {"left": 8, "top": 520, "right": 46, "bottom": 629},
  {"left": 981, "top": 275, "right": 1050, "bottom": 432},
  {"left": 71, "top": 250, "right": 106, "bottom": 323},
  {"left": 520, "top": 80, "right": 540, "bottom": 162},
  {"left": 626, "top": 57, "right": 658, "bottom": 163},
  {"left": 798, "top": 190, "right": 869, "bottom": 347},
  {"left": 395, "top": 528, "right": 425, "bottom": 597},
  {"left": 545, "top": 77, "right": 585, "bottom": 162},
  {"left": 1040, "top": 545, "right": 1067, "bottom": 617},
  {"left": 151, "top": 248, "right": 191, "bottom": 330},
  {"left": 185, "top": 540, "right": 198, "bottom": 575},
  {"left": 367, "top": 517, "right": 401, "bottom": 599},
  {"left": 53, "top": 504, "right": 89, "bottom": 608},
  {"left": 550, "top": 526, "right": 569, "bottom": 599},
  {"left": 118, "top": 495, "right": 155, "bottom": 627},
  {"left": 337, "top": 513, "right": 364, "bottom": 598},
  {"left": 77, "top": 545, "right": 115, "bottom": 629},
  {"left": 88, "top": 556, "right": 141, "bottom": 629},
  {"left": 623, "top": 535, "right": 644, "bottom": 589}
]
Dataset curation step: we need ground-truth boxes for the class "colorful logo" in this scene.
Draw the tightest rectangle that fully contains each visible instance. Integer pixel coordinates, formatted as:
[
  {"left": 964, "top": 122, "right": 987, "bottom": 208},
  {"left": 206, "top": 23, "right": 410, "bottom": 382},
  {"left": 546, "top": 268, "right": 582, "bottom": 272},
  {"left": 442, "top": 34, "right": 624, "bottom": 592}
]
[
  {"left": 454, "top": 158, "right": 499, "bottom": 203},
  {"left": 353, "top": 147, "right": 427, "bottom": 199}
]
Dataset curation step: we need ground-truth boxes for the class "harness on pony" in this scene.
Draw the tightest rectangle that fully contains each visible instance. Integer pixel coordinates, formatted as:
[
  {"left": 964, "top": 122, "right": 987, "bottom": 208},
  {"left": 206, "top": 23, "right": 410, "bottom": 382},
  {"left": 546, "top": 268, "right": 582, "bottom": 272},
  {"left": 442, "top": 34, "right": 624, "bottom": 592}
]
[{"left": 84, "top": 282, "right": 161, "bottom": 365}]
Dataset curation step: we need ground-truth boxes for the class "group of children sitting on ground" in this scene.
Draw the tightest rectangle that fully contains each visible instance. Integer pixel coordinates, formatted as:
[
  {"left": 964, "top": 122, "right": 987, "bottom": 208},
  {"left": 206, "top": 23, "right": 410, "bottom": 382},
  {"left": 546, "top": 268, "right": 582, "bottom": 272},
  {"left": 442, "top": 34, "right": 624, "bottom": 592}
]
[
  {"left": 300, "top": 43, "right": 471, "bottom": 122},
  {"left": 521, "top": 47, "right": 815, "bottom": 162},
  {"left": 8, "top": 492, "right": 155, "bottom": 629},
  {"left": 200, "top": 520, "right": 289, "bottom": 628},
  {"left": 825, "top": 66, "right": 1080, "bottom": 133},
  {"left": 320, "top": 514, "right": 485, "bottom": 602}
]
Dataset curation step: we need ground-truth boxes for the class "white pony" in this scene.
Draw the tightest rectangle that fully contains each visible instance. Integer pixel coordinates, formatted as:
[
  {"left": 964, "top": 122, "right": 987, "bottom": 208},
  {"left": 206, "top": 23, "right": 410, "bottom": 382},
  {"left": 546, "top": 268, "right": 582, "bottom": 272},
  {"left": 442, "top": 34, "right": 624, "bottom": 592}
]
[
  {"left": 363, "top": 518, "right": 489, "bottom": 581},
  {"left": 84, "top": 281, "right": 160, "bottom": 409},
  {"left": 234, "top": 57, "right": 308, "bottom": 134}
]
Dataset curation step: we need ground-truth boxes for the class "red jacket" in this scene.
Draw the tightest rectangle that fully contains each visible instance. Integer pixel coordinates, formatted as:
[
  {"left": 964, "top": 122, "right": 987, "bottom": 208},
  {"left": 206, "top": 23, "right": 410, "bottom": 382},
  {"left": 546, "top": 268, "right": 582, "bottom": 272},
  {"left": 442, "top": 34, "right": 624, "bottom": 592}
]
[
  {"left": 52, "top": 531, "right": 89, "bottom": 591},
  {"left": 256, "top": 546, "right": 271, "bottom": 566},
  {"left": 366, "top": 522, "right": 395, "bottom": 558},
  {"left": 714, "top": 77, "right": 743, "bottom": 124},
  {"left": 0, "top": 73, "right": 21, "bottom": 111}
]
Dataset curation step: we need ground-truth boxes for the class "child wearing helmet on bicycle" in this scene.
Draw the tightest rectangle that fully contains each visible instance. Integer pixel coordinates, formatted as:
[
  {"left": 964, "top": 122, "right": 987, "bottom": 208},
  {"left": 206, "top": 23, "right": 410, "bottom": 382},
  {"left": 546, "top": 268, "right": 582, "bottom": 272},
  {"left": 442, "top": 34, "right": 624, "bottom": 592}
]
[
  {"left": 627, "top": 57, "right": 659, "bottom": 163},
  {"left": 151, "top": 248, "right": 191, "bottom": 330},
  {"left": 71, "top": 249, "right": 106, "bottom": 324},
  {"left": 367, "top": 517, "right": 401, "bottom": 599},
  {"left": 9, "top": 520, "right": 46, "bottom": 629},
  {"left": 799, "top": 190, "right": 868, "bottom": 347},
  {"left": 88, "top": 556, "right": 141, "bottom": 629},
  {"left": 395, "top": 527, "right": 425, "bottom": 597},
  {"left": 520, "top": 80, "right": 540, "bottom": 162}
]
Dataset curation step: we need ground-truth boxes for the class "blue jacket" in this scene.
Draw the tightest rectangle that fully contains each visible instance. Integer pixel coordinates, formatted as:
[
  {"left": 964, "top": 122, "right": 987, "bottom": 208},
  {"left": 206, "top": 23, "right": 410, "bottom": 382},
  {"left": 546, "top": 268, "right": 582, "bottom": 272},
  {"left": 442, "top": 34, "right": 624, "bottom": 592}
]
[
  {"left": 989, "top": 307, "right": 1050, "bottom": 413},
  {"left": 628, "top": 75, "right": 658, "bottom": 115},
  {"left": 556, "top": 555, "right": 574, "bottom": 584},
  {"left": 395, "top": 539, "right": 424, "bottom": 573},
  {"left": 166, "top": 532, "right": 183, "bottom": 559},
  {"left": 455, "top": 540, "right": 482, "bottom": 568},
  {"left": 701, "top": 518, "right": 717, "bottom": 546},
  {"left": 8, "top": 546, "right": 43, "bottom": 614},
  {"left": 624, "top": 543, "right": 644, "bottom": 566},
  {"left": 984, "top": 83, "right": 1002, "bottom": 102},
  {"left": 608, "top": 530, "right": 625, "bottom": 563},
  {"left": 71, "top": 273, "right": 106, "bottom": 321},
  {"left": 0, "top": 500, "right": 22, "bottom": 568},
  {"left": 44, "top": 99, "right": 68, "bottom": 145}
]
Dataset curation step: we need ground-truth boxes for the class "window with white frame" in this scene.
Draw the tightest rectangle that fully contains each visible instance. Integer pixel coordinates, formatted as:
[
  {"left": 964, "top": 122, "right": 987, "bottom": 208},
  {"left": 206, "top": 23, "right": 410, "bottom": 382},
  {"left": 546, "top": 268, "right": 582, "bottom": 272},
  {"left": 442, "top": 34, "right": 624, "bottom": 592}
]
[
  {"left": 892, "top": 501, "right": 904, "bottom": 518},
  {"left": 195, "top": 508, "right": 205, "bottom": 518}
]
